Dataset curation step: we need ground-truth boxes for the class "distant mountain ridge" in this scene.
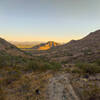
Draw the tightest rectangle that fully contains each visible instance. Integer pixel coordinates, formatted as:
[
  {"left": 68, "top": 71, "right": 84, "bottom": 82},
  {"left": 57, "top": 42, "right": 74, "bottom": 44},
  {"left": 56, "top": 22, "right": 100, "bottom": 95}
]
[
  {"left": 32, "top": 41, "right": 60, "bottom": 50},
  {"left": 10, "top": 41, "right": 42, "bottom": 49}
]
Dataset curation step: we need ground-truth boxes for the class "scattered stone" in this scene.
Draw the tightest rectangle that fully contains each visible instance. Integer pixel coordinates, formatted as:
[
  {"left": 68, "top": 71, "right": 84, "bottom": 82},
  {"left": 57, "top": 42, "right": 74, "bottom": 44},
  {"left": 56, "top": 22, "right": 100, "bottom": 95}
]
[{"left": 35, "top": 89, "right": 40, "bottom": 95}]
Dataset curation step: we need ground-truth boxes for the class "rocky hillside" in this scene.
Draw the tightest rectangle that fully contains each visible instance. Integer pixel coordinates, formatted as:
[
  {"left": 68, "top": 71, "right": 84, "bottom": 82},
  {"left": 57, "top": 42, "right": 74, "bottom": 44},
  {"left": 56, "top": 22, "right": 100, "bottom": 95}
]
[
  {"left": 0, "top": 37, "right": 25, "bottom": 56},
  {"left": 32, "top": 41, "right": 60, "bottom": 50},
  {"left": 45, "top": 30, "right": 100, "bottom": 63}
]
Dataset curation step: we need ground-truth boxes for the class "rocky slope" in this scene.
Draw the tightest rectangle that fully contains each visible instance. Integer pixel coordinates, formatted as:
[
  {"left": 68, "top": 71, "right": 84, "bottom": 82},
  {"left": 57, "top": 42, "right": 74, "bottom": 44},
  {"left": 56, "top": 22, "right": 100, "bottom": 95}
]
[
  {"left": 0, "top": 37, "right": 25, "bottom": 56},
  {"left": 45, "top": 30, "right": 100, "bottom": 63},
  {"left": 32, "top": 41, "right": 60, "bottom": 50}
]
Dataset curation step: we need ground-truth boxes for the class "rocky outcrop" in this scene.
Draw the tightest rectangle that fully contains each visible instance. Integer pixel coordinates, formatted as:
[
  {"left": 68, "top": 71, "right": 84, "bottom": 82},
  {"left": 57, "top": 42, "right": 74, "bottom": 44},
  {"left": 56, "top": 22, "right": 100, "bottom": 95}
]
[{"left": 32, "top": 41, "right": 59, "bottom": 50}]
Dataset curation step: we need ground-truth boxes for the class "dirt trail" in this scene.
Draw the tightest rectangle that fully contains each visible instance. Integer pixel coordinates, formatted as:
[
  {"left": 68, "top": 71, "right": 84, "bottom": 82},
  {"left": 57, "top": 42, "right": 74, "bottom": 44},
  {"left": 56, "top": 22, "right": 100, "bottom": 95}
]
[{"left": 46, "top": 73, "right": 80, "bottom": 100}]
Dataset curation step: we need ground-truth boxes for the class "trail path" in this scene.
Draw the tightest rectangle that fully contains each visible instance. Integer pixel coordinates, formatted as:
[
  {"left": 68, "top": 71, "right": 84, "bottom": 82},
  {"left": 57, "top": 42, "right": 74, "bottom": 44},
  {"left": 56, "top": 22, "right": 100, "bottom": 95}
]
[{"left": 46, "top": 73, "right": 80, "bottom": 100}]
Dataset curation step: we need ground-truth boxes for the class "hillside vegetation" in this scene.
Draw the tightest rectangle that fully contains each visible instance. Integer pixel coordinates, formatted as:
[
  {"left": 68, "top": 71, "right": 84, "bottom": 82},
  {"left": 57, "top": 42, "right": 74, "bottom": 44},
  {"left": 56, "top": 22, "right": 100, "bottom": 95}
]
[{"left": 39, "top": 30, "right": 100, "bottom": 64}]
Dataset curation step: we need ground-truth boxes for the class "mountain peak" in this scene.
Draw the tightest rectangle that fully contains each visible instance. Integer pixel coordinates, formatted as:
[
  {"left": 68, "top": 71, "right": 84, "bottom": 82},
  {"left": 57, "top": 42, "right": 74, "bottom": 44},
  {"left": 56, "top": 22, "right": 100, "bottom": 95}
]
[
  {"left": 82, "top": 29, "right": 100, "bottom": 41},
  {"left": 88, "top": 29, "right": 100, "bottom": 36},
  {"left": 91, "top": 29, "right": 100, "bottom": 33},
  {"left": 32, "top": 41, "right": 59, "bottom": 50}
]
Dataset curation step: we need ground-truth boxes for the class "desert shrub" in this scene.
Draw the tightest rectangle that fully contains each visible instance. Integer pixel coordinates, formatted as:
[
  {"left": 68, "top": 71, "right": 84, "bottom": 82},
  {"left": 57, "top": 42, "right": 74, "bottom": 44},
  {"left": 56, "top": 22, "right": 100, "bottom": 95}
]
[
  {"left": 95, "top": 60, "right": 100, "bottom": 66},
  {"left": 10, "top": 45, "right": 15, "bottom": 49},
  {"left": 67, "top": 52, "right": 73, "bottom": 56},
  {"left": 26, "top": 61, "right": 40, "bottom": 71},
  {"left": 0, "top": 55, "right": 12, "bottom": 67},
  {"left": 0, "top": 68, "right": 21, "bottom": 86},
  {"left": 49, "top": 62, "right": 61, "bottom": 70},
  {"left": 65, "top": 68, "right": 72, "bottom": 72},
  {"left": 25, "top": 60, "right": 61, "bottom": 71},
  {"left": 83, "top": 84, "right": 100, "bottom": 100},
  {"left": 71, "top": 68, "right": 82, "bottom": 73},
  {"left": 0, "top": 53, "right": 61, "bottom": 72},
  {"left": 3, "top": 72, "right": 20, "bottom": 86},
  {"left": 0, "top": 87, "right": 5, "bottom": 100},
  {"left": 0, "top": 56, "right": 6, "bottom": 68},
  {"left": 0, "top": 54, "right": 28, "bottom": 68},
  {"left": 39, "top": 62, "right": 51, "bottom": 70},
  {"left": 61, "top": 60, "right": 69, "bottom": 64},
  {"left": 83, "top": 49, "right": 92, "bottom": 55},
  {"left": 75, "top": 63, "right": 100, "bottom": 74}
]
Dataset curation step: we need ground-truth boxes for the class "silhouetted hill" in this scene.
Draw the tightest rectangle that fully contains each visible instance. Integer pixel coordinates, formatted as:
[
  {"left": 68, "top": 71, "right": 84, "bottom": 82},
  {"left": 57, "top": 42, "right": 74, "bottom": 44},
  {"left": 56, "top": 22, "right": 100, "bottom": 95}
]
[{"left": 0, "top": 37, "right": 24, "bottom": 56}]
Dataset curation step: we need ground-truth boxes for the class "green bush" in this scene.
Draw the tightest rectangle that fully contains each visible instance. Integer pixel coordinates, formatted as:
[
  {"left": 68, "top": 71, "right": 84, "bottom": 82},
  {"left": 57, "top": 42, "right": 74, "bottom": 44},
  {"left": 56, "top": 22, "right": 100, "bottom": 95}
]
[
  {"left": 95, "top": 60, "right": 100, "bottom": 66},
  {"left": 0, "top": 87, "right": 5, "bottom": 100},
  {"left": 0, "top": 54, "right": 28, "bottom": 68},
  {"left": 83, "top": 49, "right": 92, "bottom": 55},
  {"left": 0, "top": 56, "right": 6, "bottom": 67},
  {"left": 61, "top": 60, "right": 69, "bottom": 64},
  {"left": 83, "top": 84, "right": 100, "bottom": 100},
  {"left": 0, "top": 54, "right": 61, "bottom": 72},
  {"left": 26, "top": 61, "right": 41, "bottom": 71},
  {"left": 50, "top": 62, "right": 61, "bottom": 70},
  {"left": 75, "top": 63, "right": 100, "bottom": 74},
  {"left": 71, "top": 68, "right": 82, "bottom": 73},
  {"left": 67, "top": 52, "right": 73, "bottom": 56},
  {"left": 2, "top": 70, "right": 21, "bottom": 86},
  {"left": 25, "top": 60, "right": 61, "bottom": 71}
]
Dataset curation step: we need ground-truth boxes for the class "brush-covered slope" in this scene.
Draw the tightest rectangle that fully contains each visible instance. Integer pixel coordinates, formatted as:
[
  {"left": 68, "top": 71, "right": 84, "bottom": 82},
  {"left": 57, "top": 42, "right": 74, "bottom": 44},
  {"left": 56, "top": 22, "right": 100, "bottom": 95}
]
[
  {"left": 32, "top": 41, "right": 59, "bottom": 50},
  {"left": 46, "top": 30, "right": 100, "bottom": 63},
  {"left": 0, "top": 37, "right": 24, "bottom": 56}
]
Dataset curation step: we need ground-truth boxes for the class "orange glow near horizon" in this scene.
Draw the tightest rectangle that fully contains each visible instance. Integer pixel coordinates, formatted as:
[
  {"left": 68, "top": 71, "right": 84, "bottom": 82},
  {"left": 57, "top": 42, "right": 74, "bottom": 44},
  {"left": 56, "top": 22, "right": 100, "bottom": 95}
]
[{"left": 0, "top": 34, "right": 82, "bottom": 43}]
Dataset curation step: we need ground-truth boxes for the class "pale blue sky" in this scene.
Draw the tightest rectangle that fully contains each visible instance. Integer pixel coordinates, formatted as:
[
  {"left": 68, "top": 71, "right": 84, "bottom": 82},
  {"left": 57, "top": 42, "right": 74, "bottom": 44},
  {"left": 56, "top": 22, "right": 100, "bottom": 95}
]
[{"left": 0, "top": 0, "right": 100, "bottom": 42}]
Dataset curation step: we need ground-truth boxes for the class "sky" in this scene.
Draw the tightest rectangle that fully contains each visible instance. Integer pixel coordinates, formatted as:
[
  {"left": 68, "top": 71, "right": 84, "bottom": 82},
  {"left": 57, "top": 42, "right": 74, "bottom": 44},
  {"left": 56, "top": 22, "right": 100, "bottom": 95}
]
[{"left": 0, "top": 0, "right": 100, "bottom": 42}]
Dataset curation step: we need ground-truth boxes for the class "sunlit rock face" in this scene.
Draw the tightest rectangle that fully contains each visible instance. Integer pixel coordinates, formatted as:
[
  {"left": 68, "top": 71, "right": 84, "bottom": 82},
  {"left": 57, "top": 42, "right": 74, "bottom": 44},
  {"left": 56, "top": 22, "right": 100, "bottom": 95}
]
[{"left": 32, "top": 41, "right": 60, "bottom": 50}]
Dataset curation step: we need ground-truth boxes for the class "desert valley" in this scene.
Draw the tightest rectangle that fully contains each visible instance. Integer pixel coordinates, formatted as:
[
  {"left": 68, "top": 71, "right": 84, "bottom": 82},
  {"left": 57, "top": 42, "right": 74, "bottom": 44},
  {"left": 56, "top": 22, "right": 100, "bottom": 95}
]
[{"left": 0, "top": 30, "right": 100, "bottom": 100}]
